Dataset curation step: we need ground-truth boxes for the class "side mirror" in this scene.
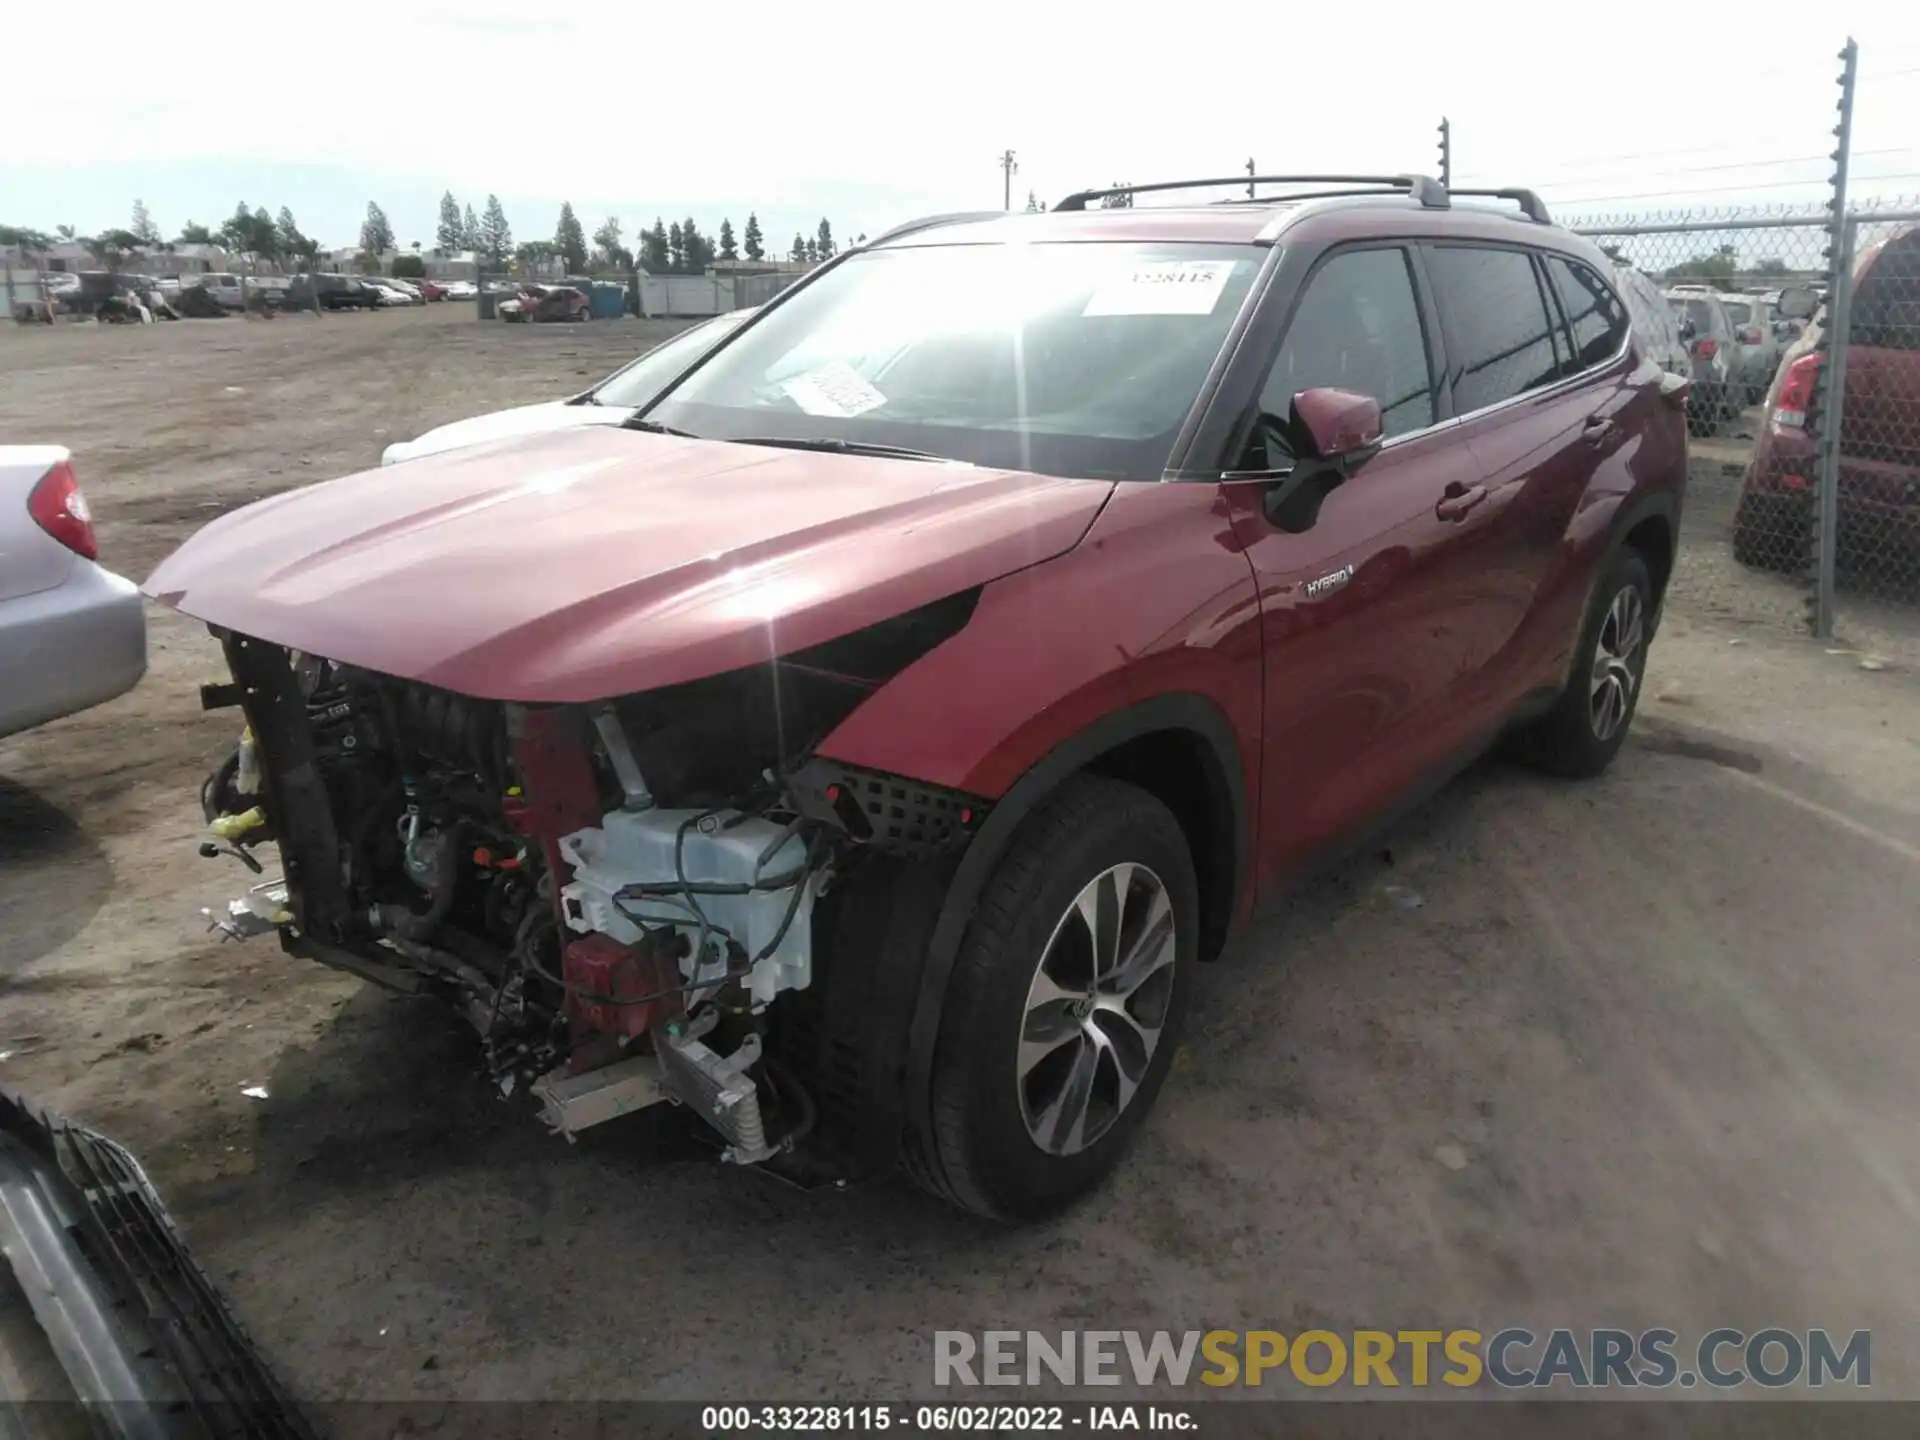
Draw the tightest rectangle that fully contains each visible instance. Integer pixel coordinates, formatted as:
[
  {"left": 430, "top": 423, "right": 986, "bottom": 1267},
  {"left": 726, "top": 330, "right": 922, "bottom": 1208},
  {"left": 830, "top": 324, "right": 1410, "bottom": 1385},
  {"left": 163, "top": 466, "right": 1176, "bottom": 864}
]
[
  {"left": 1224, "top": 388, "right": 1385, "bottom": 535},
  {"left": 1777, "top": 285, "right": 1819, "bottom": 320},
  {"left": 1736, "top": 325, "right": 1764, "bottom": 345},
  {"left": 1677, "top": 317, "right": 1697, "bottom": 340},
  {"left": 1291, "top": 387, "right": 1385, "bottom": 468}
]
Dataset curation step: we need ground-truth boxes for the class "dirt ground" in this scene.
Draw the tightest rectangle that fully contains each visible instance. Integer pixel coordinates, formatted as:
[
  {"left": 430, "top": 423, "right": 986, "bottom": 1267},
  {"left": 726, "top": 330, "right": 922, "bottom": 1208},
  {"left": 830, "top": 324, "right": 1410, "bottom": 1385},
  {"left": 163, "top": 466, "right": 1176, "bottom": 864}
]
[{"left": 3, "top": 306, "right": 1919, "bottom": 1404}]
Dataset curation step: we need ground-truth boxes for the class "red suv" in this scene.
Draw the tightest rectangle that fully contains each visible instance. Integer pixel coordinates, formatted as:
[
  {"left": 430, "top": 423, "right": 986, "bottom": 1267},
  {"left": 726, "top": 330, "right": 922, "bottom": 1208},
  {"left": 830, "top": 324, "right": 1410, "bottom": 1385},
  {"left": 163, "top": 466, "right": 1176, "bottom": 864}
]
[
  {"left": 149, "top": 175, "right": 1688, "bottom": 1219},
  {"left": 1735, "top": 221, "right": 1920, "bottom": 579}
]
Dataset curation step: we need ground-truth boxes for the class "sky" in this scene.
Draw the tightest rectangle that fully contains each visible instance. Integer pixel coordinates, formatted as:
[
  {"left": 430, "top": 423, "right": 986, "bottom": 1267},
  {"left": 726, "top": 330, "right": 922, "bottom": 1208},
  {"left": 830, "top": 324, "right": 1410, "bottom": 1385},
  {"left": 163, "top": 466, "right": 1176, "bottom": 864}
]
[{"left": 6, "top": 1, "right": 1920, "bottom": 254}]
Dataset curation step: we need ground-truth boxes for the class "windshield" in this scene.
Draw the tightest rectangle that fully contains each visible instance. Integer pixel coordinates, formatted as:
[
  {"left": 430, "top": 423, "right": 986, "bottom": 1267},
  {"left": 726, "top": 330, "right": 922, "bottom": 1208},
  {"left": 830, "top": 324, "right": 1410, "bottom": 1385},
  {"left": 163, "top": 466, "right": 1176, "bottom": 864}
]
[
  {"left": 643, "top": 243, "right": 1265, "bottom": 480},
  {"left": 1720, "top": 300, "right": 1752, "bottom": 325},
  {"left": 592, "top": 311, "right": 752, "bottom": 409}
]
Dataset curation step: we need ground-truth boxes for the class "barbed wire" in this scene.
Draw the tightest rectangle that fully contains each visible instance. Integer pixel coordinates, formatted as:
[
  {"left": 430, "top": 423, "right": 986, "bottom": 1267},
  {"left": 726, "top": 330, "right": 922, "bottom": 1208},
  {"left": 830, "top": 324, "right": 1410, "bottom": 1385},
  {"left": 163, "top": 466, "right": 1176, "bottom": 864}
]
[{"left": 1566, "top": 194, "right": 1920, "bottom": 233}]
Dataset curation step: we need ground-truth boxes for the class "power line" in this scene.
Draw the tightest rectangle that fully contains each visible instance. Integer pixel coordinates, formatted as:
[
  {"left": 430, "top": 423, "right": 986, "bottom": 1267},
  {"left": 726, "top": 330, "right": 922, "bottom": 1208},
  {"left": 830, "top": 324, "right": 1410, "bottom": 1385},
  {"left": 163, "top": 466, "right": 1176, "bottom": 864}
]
[
  {"left": 1554, "top": 170, "right": 1920, "bottom": 208},
  {"left": 1455, "top": 133, "right": 1893, "bottom": 180},
  {"left": 1455, "top": 147, "right": 1911, "bottom": 189}
]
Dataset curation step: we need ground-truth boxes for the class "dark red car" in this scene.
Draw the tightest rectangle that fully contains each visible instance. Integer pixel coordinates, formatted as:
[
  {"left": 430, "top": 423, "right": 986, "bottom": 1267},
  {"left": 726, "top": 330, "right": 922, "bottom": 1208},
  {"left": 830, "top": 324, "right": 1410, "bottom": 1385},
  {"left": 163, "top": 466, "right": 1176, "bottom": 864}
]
[
  {"left": 148, "top": 175, "right": 1687, "bottom": 1219},
  {"left": 1734, "top": 222, "right": 1920, "bottom": 578}
]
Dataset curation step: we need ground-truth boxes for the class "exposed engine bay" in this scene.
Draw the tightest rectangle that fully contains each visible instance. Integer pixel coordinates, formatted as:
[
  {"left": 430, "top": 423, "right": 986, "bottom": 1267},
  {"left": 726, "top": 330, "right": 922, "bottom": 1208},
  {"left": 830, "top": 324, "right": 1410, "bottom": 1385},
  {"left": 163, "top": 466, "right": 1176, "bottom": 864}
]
[{"left": 196, "top": 605, "right": 984, "bottom": 1177}]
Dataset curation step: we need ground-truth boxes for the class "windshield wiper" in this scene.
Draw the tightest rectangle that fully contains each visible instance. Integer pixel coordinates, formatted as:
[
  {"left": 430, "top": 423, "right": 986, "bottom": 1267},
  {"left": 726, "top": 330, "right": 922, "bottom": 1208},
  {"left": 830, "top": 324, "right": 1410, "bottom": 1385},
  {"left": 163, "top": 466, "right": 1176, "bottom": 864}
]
[
  {"left": 730, "top": 436, "right": 956, "bottom": 463},
  {"left": 622, "top": 416, "right": 700, "bottom": 437}
]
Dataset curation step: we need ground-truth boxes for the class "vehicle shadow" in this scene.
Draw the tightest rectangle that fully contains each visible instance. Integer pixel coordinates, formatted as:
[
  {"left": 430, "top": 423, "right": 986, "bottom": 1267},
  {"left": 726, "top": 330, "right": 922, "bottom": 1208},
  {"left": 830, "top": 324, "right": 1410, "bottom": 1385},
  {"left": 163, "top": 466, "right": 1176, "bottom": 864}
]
[{"left": 0, "top": 776, "right": 113, "bottom": 977}]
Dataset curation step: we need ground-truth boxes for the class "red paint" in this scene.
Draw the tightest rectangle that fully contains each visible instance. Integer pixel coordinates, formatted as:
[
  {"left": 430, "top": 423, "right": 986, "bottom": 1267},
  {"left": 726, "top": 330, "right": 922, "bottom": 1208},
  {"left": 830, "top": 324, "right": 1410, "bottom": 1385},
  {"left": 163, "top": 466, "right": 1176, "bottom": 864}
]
[
  {"left": 505, "top": 707, "right": 603, "bottom": 923},
  {"left": 1292, "top": 387, "right": 1384, "bottom": 458},
  {"left": 143, "top": 427, "right": 1109, "bottom": 702},
  {"left": 564, "top": 933, "right": 682, "bottom": 1041},
  {"left": 150, "top": 196, "right": 1689, "bottom": 943}
]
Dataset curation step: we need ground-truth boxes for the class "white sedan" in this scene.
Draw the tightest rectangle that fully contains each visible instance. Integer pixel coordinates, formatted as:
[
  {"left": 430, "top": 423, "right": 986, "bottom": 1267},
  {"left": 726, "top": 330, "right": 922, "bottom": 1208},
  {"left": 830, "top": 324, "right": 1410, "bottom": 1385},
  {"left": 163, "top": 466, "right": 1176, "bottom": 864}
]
[
  {"left": 441, "top": 280, "right": 478, "bottom": 300},
  {"left": 365, "top": 282, "right": 415, "bottom": 308},
  {"left": 380, "top": 308, "right": 755, "bottom": 464}
]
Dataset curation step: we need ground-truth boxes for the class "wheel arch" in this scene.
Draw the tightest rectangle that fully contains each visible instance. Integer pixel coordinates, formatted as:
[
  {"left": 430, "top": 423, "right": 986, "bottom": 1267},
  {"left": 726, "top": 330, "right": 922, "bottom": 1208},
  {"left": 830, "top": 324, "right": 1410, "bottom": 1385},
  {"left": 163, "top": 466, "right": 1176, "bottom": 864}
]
[{"left": 900, "top": 692, "right": 1250, "bottom": 1175}]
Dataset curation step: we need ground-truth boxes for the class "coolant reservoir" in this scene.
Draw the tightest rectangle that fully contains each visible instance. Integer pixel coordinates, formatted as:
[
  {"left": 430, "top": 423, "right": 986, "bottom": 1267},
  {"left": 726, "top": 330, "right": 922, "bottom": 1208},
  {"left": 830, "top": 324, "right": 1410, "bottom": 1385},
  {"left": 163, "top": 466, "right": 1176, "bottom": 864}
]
[{"left": 556, "top": 809, "right": 817, "bottom": 1008}]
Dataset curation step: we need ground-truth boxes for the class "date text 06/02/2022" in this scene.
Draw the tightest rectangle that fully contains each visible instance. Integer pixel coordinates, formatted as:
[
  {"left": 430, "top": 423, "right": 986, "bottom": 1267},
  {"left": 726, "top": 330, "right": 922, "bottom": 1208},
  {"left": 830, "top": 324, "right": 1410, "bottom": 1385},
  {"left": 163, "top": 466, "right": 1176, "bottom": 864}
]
[{"left": 701, "top": 1405, "right": 1194, "bottom": 1431}]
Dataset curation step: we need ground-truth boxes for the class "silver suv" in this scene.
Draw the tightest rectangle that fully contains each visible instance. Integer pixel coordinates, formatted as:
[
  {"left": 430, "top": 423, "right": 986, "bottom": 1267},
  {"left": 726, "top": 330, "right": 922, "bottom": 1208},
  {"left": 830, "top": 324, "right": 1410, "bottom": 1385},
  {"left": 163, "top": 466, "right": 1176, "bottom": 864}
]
[{"left": 1665, "top": 288, "right": 1737, "bottom": 434}]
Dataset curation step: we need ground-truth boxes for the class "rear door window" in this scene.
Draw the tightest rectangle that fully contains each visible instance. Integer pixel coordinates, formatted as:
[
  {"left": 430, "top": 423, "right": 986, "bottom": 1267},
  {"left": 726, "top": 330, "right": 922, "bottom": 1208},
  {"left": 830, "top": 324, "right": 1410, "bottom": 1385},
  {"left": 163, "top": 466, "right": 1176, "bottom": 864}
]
[
  {"left": 1545, "top": 257, "right": 1630, "bottom": 371},
  {"left": 1851, "top": 228, "right": 1920, "bottom": 350},
  {"left": 1427, "top": 245, "right": 1564, "bottom": 414}
]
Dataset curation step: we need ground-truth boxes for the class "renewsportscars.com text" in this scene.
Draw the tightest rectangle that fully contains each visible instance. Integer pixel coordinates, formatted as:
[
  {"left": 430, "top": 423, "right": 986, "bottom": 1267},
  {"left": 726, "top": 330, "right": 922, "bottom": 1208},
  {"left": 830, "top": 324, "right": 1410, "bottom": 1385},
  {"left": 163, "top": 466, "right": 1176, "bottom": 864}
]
[{"left": 933, "top": 1328, "right": 1871, "bottom": 1390}]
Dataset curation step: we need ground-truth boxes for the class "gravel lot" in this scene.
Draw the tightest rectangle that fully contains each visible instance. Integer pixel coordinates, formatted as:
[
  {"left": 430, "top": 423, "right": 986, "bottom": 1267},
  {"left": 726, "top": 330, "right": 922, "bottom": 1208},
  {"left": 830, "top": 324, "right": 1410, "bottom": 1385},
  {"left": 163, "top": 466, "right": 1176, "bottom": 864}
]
[{"left": 3, "top": 306, "right": 1919, "bottom": 1406}]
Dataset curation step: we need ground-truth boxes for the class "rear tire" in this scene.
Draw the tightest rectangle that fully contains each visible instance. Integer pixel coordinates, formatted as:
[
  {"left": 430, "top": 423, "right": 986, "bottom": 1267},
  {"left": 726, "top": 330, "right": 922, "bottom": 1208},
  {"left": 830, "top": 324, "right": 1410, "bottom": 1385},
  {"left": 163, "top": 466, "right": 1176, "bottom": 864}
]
[
  {"left": 1510, "top": 548, "right": 1653, "bottom": 779},
  {"left": 911, "top": 776, "right": 1197, "bottom": 1221}
]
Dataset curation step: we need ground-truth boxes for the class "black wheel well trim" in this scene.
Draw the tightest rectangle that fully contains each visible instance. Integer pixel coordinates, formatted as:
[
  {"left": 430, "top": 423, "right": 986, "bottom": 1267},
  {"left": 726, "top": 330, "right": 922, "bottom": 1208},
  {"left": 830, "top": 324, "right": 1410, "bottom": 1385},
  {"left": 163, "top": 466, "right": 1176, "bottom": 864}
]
[
  {"left": 1553, "top": 489, "right": 1678, "bottom": 697},
  {"left": 899, "top": 691, "right": 1250, "bottom": 1151},
  {"left": 1610, "top": 489, "right": 1679, "bottom": 616}
]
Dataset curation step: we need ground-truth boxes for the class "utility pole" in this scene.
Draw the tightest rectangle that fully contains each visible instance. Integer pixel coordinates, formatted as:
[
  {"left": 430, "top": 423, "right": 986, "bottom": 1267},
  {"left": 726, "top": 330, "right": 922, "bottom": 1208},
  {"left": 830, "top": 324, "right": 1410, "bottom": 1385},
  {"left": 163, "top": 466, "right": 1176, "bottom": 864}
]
[
  {"left": 1245, "top": 157, "right": 1256, "bottom": 199},
  {"left": 1437, "top": 117, "right": 1451, "bottom": 189},
  {"left": 999, "top": 150, "right": 1018, "bottom": 211}
]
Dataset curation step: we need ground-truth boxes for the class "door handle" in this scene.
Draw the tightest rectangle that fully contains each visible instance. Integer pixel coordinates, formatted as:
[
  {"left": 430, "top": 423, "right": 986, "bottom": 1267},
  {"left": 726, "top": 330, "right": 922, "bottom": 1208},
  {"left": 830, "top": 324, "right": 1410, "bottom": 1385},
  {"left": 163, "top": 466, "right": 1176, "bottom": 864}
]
[
  {"left": 1583, "top": 413, "right": 1617, "bottom": 447},
  {"left": 1435, "top": 482, "right": 1488, "bottom": 522}
]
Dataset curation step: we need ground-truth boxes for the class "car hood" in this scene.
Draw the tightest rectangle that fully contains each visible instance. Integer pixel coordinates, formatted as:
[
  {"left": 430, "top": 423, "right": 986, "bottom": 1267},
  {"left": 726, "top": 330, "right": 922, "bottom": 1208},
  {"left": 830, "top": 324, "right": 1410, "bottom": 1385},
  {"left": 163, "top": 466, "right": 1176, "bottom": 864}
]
[
  {"left": 382, "top": 400, "right": 621, "bottom": 464},
  {"left": 145, "top": 426, "right": 1112, "bottom": 702}
]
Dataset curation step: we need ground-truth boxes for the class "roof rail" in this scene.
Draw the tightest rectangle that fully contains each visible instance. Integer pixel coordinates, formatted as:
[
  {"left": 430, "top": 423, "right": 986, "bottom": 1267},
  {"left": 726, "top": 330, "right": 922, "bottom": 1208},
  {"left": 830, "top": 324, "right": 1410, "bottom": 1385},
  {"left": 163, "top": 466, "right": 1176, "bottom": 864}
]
[
  {"left": 1447, "top": 187, "right": 1552, "bottom": 225},
  {"left": 1053, "top": 174, "right": 1449, "bottom": 212},
  {"left": 865, "top": 210, "right": 1006, "bottom": 246}
]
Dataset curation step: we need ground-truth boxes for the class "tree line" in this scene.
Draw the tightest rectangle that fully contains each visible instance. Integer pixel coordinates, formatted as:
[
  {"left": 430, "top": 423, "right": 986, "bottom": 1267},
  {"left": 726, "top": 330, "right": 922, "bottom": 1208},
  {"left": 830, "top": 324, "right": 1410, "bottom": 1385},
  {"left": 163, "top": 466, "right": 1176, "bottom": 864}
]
[
  {"left": 5, "top": 194, "right": 862, "bottom": 276},
  {"left": 434, "top": 191, "right": 852, "bottom": 275},
  {"left": 0, "top": 198, "right": 323, "bottom": 272}
]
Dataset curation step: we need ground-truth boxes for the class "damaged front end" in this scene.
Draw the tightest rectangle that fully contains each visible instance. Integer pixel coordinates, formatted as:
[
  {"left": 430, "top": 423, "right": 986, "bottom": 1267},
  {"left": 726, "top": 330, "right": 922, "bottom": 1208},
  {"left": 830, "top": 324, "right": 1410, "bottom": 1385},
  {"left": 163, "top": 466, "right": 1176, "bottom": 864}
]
[{"left": 193, "top": 596, "right": 986, "bottom": 1179}]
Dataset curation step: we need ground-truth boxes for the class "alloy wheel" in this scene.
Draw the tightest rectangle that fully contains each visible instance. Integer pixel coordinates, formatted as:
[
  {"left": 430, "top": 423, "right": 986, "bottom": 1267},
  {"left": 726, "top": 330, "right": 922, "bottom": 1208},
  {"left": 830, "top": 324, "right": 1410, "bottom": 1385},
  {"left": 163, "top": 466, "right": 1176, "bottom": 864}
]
[
  {"left": 1589, "top": 583, "right": 1646, "bottom": 742},
  {"left": 1017, "top": 862, "right": 1178, "bottom": 1156}
]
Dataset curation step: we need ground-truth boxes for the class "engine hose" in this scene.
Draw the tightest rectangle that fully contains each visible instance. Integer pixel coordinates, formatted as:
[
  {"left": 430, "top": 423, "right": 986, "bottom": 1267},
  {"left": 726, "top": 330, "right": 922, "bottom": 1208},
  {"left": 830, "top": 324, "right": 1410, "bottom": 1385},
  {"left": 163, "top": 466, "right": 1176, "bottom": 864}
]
[
  {"left": 760, "top": 1051, "right": 817, "bottom": 1151},
  {"left": 378, "top": 819, "right": 467, "bottom": 942}
]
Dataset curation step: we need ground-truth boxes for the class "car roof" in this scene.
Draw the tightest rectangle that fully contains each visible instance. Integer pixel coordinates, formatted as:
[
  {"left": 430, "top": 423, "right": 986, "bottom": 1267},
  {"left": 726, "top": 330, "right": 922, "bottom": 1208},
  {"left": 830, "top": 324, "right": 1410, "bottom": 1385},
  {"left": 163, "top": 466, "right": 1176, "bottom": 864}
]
[{"left": 872, "top": 195, "right": 1601, "bottom": 258}]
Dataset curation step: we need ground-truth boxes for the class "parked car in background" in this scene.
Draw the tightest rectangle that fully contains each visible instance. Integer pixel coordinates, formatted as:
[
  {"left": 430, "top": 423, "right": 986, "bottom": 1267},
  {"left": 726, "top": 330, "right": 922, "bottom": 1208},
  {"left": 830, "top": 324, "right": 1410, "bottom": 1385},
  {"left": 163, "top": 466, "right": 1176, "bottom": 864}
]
[
  {"left": 382, "top": 308, "right": 758, "bottom": 464},
  {"left": 418, "top": 278, "right": 446, "bottom": 301},
  {"left": 1615, "top": 265, "right": 1690, "bottom": 380},
  {"left": 197, "top": 272, "right": 246, "bottom": 309},
  {"left": 312, "top": 275, "right": 381, "bottom": 311},
  {"left": 153, "top": 179, "right": 1688, "bottom": 1219},
  {"left": 1665, "top": 288, "right": 1738, "bottom": 432},
  {"left": 499, "top": 283, "right": 590, "bottom": 322},
  {"left": 1717, "top": 292, "right": 1783, "bottom": 404},
  {"left": 375, "top": 276, "right": 425, "bottom": 304},
  {"left": 0, "top": 447, "right": 146, "bottom": 739},
  {"left": 1735, "top": 224, "right": 1920, "bottom": 577},
  {"left": 364, "top": 281, "right": 415, "bottom": 308},
  {"left": 441, "top": 280, "right": 477, "bottom": 299}
]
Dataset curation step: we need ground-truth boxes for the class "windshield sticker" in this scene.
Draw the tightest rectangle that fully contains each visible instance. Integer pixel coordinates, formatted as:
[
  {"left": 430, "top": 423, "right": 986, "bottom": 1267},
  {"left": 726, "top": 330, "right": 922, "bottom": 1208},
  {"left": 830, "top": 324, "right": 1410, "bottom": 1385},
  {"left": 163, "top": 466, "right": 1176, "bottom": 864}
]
[
  {"left": 1082, "top": 260, "right": 1239, "bottom": 317},
  {"left": 779, "top": 361, "right": 888, "bottom": 418}
]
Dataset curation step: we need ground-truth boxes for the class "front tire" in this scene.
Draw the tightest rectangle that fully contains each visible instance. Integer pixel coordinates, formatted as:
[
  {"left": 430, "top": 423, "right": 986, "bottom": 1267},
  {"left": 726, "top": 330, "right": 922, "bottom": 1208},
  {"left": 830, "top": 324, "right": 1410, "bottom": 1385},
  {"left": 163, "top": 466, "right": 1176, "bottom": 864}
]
[
  {"left": 1510, "top": 547, "right": 1654, "bottom": 779},
  {"left": 913, "top": 776, "right": 1197, "bottom": 1221}
]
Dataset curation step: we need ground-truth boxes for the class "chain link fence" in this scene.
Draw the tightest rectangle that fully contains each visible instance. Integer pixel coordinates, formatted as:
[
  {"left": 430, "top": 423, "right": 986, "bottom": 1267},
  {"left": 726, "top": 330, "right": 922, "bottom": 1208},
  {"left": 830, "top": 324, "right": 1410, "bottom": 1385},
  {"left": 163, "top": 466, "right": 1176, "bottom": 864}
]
[
  {"left": 1828, "top": 209, "right": 1920, "bottom": 641},
  {"left": 1561, "top": 40, "right": 1919, "bottom": 666},
  {"left": 1570, "top": 210, "right": 1834, "bottom": 637}
]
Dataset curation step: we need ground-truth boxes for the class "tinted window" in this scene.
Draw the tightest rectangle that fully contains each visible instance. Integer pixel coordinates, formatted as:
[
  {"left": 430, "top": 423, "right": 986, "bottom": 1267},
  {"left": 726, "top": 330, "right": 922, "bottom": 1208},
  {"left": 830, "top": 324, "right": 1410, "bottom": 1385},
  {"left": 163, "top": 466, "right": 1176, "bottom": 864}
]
[
  {"left": 1545, "top": 257, "right": 1630, "bottom": 371},
  {"left": 1850, "top": 229, "right": 1920, "bottom": 350},
  {"left": 1255, "top": 247, "right": 1433, "bottom": 452},
  {"left": 1429, "top": 246, "right": 1562, "bottom": 413},
  {"left": 1673, "top": 298, "right": 1722, "bottom": 334}
]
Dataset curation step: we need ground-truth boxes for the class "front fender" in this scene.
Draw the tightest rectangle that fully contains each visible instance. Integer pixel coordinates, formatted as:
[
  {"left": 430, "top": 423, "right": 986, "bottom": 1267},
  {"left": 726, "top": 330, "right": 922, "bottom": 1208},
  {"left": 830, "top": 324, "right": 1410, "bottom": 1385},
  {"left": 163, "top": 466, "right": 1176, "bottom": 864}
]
[{"left": 809, "top": 481, "right": 1266, "bottom": 1175}]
